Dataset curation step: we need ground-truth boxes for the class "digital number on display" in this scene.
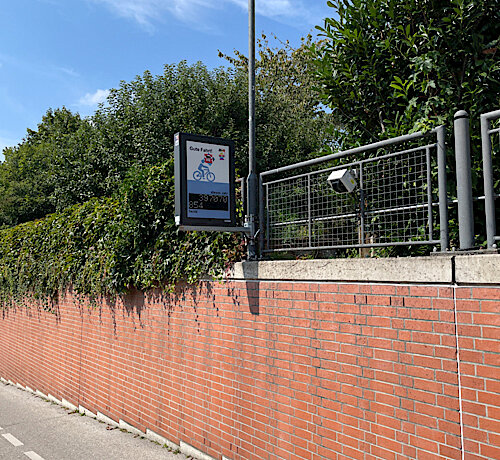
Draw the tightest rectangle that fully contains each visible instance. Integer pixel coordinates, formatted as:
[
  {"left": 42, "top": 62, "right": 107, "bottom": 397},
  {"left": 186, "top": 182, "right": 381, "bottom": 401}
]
[{"left": 188, "top": 194, "right": 229, "bottom": 211}]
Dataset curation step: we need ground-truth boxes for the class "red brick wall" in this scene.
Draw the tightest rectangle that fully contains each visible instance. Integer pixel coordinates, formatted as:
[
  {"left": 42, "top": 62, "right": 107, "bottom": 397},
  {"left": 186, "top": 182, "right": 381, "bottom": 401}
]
[
  {"left": 0, "top": 280, "right": 498, "bottom": 460},
  {"left": 455, "top": 287, "right": 500, "bottom": 460}
]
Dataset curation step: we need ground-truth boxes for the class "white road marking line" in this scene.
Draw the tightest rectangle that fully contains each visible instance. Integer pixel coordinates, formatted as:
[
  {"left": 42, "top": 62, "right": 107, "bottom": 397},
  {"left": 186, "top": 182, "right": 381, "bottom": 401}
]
[
  {"left": 2, "top": 433, "right": 24, "bottom": 446},
  {"left": 24, "top": 451, "right": 45, "bottom": 460}
]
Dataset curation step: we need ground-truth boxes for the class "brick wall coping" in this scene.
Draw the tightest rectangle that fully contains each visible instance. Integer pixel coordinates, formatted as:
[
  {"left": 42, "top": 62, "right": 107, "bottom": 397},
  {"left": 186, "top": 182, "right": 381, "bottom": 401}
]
[{"left": 229, "top": 254, "right": 500, "bottom": 285}]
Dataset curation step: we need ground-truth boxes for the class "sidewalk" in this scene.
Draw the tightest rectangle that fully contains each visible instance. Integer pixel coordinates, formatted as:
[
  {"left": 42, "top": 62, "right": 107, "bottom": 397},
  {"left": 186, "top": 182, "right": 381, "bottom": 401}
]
[{"left": 0, "top": 382, "right": 190, "bottom": 460}]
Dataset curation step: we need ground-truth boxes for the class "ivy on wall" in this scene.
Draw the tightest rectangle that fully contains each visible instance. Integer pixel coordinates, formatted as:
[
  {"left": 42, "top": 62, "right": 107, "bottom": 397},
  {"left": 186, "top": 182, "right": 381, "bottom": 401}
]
[{"left": 0, "top": 159, "right": 244, "bottom": 309}]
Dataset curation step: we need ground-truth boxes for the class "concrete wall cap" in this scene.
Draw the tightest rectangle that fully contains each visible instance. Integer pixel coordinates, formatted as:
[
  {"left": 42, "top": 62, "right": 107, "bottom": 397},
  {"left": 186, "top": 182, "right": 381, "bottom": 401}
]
[
  {"left": 228, "top": 256, "right": 454, "bottom": 284},
  {"left": 455, "top": 254, "right": 500, "bottom": 284}
]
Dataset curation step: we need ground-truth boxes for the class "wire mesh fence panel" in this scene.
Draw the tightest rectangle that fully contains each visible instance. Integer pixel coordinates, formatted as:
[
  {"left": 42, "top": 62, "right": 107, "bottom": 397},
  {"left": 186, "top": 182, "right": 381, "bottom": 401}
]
[
  {"left": 362, "top": 147, "right": 430, "bottom": 244},
  {"left": 480, "top": 110, "right": 500, "bottom": 248},
  {"left": 266, "top": 176, "right": 309, "bottom": 250},
  {"left": 310, "top": 169, "right": 359, "bottom": 248},
  {"left": 491, "top": 119, "right": 500, "bottom": 244},
  {"left": 495, "top": 123, "right": 500, "bottom": 235},
  {"left": 261, "top": 129, "right": 444, "bottom": 254}
]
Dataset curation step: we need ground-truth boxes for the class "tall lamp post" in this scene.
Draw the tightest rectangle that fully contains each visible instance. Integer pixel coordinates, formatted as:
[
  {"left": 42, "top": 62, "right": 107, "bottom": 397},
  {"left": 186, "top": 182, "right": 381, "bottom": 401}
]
[{"left": 247, "top": 0, "right": 258, "bottom": 259}]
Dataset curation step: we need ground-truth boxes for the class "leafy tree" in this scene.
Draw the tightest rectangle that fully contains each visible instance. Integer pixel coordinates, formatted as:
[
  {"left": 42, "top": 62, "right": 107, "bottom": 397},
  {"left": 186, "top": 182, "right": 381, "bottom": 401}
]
[
  {"left": 311, "top": 0, "right": 500, "bottom": 144},
  {"left": 87, "top": 62, "right": 248, "bottom": 192},
  {"left": 0, "top": 108, "right": 90, "bottom": 227},
  {"left": 221, "top": 34, "right": 337, "bottom": 171},
  {"left": 0, "top": 46, "right": 336, "bottom": 227},
  {"left": 90, "top": 43, "right": 335, "bottom": 190}
]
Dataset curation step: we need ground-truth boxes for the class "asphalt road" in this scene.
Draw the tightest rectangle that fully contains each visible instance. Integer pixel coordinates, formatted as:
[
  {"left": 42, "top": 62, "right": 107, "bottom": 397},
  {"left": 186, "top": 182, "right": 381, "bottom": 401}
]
[{"left": 0, "top": 382, "right": 189, "bottom": 460}]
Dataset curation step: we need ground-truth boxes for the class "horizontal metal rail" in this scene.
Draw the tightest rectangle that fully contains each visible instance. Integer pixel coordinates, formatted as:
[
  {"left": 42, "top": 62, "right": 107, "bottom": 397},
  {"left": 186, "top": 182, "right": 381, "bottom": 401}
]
[
  {"left": 261, "top": 130, "right": 437, "bottom": 178},
  {"left": 269, "top": 203, "right": 432, "bottom": 228},
  {"left": 263, "top": 240, "right": 441, "bottom": 253},
  {"left": 263, "top": 144, "right": 435, "bottom": 187}
]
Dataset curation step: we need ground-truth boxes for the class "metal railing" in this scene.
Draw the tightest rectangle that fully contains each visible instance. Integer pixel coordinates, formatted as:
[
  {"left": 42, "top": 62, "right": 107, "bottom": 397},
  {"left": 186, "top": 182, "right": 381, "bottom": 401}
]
[
  {"left": 481, "top": 109, "right": 500, "bottom": 249},
  {"left": 258, "top": 127, "right": 449, "bottom": 254}
]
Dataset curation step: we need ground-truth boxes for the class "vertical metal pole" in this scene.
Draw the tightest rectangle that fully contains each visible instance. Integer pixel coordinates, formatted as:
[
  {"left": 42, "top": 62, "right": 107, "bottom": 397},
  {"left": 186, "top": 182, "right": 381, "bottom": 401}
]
[
  {"left": 454, "top": 110, "right": 474, "bottom": 250},
  {"left": 266, "top": 184, "right": 270, "bottom": 250},
  {"left": 481, "top": 114, "right": 496, "bottom": 248},
  {"left": 259, "top": 176, "right": 265, "bottom": 253},
  {"left": 307, "top": 175, "right": 312, "bottom": 248},
  {"left": 241, "top": 178, "right": 247, "bottom": 220},
  {"left": 426, "top": 147, "right": 433, "bottom": 241},
  {"left": 359, "top": 165, "right": 365, "bottom": 245},
  {"left": 246, "top": 0, "right": 258, "bottom": 259},
  {"left": 437, "top": 125, "right": 449, "bottom": 251}
]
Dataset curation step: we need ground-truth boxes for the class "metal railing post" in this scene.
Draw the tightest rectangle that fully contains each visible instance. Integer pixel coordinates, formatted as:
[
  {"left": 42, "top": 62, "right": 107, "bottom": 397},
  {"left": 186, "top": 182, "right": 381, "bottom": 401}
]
[
  {"left": 454, "top": 110, "right": 474, "bottom": 250},
  {"left": 481, "top": 112, "right": 497, "bottom": 249},
  {"left": 259, "top": 175, "right": 265, "bottom": 256},
  {"left": 307, "top": 175, "right": 312, "bottom": 248},
  {"left": 425, "top": 147, "right": 434, "bottom": 242},
  {"left": 437, "top": 125, "right": 449, "bottom": 251},
  {"left": 359, "top": 165, "right": 366, "bottom": 246}
]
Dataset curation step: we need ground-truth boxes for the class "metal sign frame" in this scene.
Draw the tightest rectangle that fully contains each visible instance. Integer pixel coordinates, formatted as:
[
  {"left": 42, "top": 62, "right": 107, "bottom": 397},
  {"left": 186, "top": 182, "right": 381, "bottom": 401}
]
[{"left": 175, "top": 132, "right": 241, "bottom": 231}]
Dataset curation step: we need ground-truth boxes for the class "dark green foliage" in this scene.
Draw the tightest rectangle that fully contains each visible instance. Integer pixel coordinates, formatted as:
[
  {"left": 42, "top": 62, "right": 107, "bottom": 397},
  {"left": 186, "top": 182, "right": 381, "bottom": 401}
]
[
  {"left": 0, "top": 160, "right": 244, "bottom": 307},
  {"left": 88, "top": 63, "right": 249, "bottom": 193},
  {"left": 311, "top": 0, "right": 500, "bottom": 250},
  {"left": 0, "top": 108, "right": 90, "bottom": 227},
  {"left": 312, "top": 0, "right": 500, "bottom": 143}
]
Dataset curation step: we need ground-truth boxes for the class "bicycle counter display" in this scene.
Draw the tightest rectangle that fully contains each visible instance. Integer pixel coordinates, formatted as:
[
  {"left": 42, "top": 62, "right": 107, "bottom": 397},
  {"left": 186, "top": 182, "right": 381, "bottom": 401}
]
[{"left": 175, "top": 132, "right": 237, "bottom": 229}]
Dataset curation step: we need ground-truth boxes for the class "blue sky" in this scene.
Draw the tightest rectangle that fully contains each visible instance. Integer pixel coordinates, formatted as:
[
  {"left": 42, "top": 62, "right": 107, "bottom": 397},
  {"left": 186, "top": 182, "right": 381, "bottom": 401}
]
[{"left": 0, "top": 0, "right": 333, "bottom": 161}]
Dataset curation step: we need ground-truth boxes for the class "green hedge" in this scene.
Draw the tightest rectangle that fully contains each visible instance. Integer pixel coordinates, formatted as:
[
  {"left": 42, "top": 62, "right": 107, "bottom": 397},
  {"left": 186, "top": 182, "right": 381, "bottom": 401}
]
[{"left": 0, "top": 159, "right": 244, "bottom": 308}]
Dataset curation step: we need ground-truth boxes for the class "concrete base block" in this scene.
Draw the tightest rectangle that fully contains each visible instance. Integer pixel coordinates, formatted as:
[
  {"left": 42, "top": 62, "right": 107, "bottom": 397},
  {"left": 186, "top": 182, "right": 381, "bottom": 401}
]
[
  {"left": 25, "top": 386, "right": 35, "bottom": 394},
  {"left": 47, "top": 394, "right": 62, "bottom": 405},
  {"left": 96, "top": 411, "right": 118, "bottom": 427},
  {"left": 119, "top": 419, "right": 144, "bottom": 436},
  {"left": 61, "top": 398, "right": 78, "bottom": 411},
  {"left": 180, "top": 440, "right": 216, "bottom": 460},
  {"left": 145, "top": 429, "right": 179, "bottom": 451},
  {"left": 78, "top": 405, "right": 96, "bottom": 418},
  {"left": 35, "top": 390, "right": 47, "bottom": 399},
  {"left": 146, "top": 429, "right": 179, "bottom": 450}
]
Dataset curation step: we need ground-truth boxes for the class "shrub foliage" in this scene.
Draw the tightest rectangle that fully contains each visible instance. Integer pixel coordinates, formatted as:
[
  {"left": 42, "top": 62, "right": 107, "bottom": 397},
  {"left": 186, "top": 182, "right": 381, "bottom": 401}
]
[{"left": 0, "top": 160, "right": 244, "bottom": 307}]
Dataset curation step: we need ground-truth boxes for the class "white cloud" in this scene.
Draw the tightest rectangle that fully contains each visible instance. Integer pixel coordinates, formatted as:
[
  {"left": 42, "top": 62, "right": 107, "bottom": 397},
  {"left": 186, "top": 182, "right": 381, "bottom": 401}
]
[
  {"left": 91, "top": 0, "right": 323, "bottom": 30},
  {"left": 90, "top": 0, "right": 212, "bottom": 30},
  {"left": 78, "top": 89, "right": 110, "bottom": 107},
  {"left": 230, "top": 0, "right": 314, "bottom": 21},
  {"left": 58, "top": 66, "right": 80, "bottom": 78}
]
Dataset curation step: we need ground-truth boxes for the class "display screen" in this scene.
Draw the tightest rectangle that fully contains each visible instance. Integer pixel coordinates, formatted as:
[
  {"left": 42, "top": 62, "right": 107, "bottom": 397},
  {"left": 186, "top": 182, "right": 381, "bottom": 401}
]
[
  {"left": 189, "top": 193, "right": 229, "bottom": 211},
  {"left": 186, "top": 140, "right": 231, "bottom": 220},
  {"left": 175, "top": 132, "right": 235, "bottom": 228}
]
